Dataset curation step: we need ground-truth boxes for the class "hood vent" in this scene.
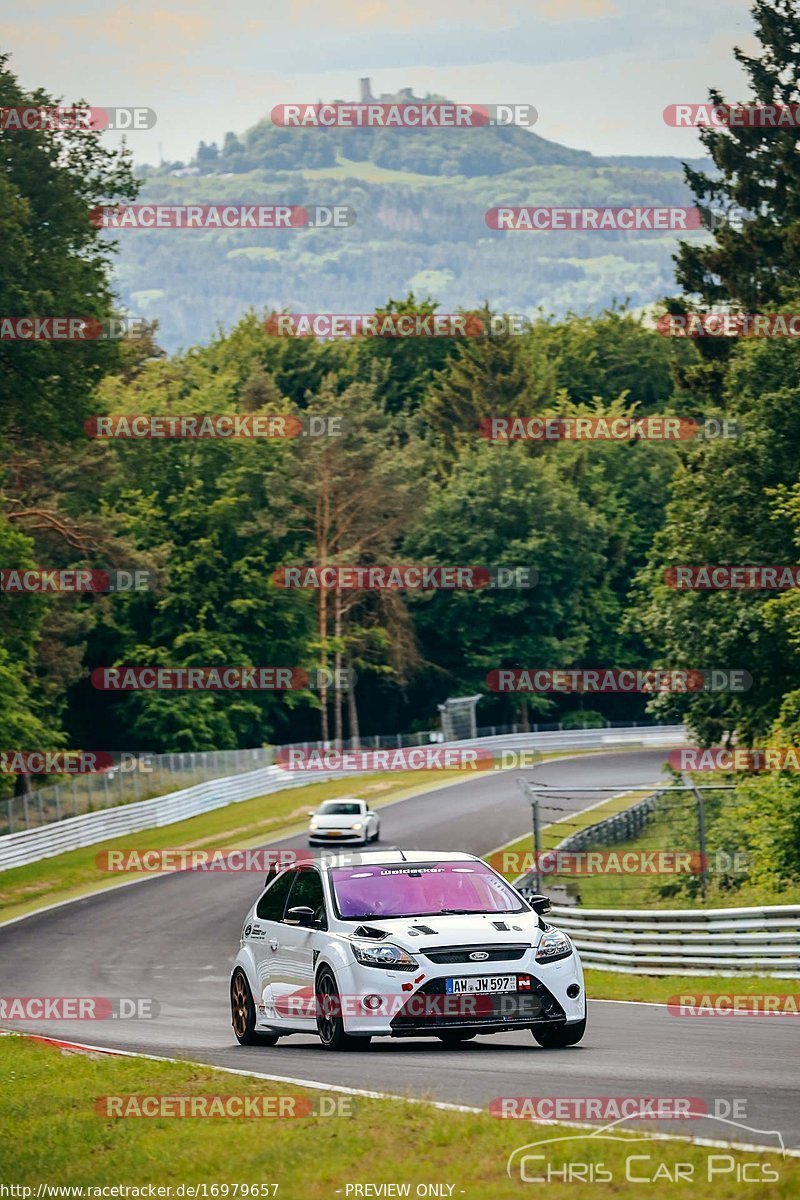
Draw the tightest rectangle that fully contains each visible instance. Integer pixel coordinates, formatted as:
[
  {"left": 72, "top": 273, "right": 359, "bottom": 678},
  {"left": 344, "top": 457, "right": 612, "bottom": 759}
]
[
  {"left": 352, "top": 925, "right": 390, "bottom": 940},
  {"left": 409, "top": 923, "right": 437, "bottom": 935},
  {"left": 492, "top": 921, "right": 510, "bottom": 931}
]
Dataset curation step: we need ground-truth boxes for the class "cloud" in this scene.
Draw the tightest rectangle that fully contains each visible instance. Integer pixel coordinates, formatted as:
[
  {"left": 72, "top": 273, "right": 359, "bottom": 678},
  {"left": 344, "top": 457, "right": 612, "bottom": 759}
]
[
  {"left": 69, "top": 6, "right": 213, "bottom": 50},
  {"left": 535, "top": 0, "right": 618, "bottom": 17},
  {"left": 289, "top": 0, "right": 515, "bottom": 32}
]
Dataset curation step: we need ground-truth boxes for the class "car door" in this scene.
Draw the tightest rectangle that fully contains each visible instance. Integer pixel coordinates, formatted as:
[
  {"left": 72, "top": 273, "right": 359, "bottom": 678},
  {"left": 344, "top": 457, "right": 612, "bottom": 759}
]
[
  {"left": 270, "top": 866, "right": 328, "bottom": 1029},
  {"left": 247, "top": 868, "right": 296, "bottom": 1024}
]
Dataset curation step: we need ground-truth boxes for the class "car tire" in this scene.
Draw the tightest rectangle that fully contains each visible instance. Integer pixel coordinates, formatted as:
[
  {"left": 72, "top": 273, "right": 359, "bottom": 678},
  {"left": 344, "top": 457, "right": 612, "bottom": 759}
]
[
  {"left": 371, "top": 825, "right": 380, "bottom": 843},
  {"left": 532, "top": 1016, "right": 586, "bottom": 1048},
  {"left": 230, "top": 969, "right": 279, "bottom": 1047},
  {"left": 316, "top": 967, "right": 362, "bottom": 1051},
  {"left": 436, "top": 1032, "right": 477, "bottom": 1046}
]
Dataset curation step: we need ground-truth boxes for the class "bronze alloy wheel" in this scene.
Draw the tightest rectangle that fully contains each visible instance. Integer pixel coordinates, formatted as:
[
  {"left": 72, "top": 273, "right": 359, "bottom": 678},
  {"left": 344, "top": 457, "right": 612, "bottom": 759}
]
[{"left": 230, "top": 968, "right": 279, "bottom": 1046}]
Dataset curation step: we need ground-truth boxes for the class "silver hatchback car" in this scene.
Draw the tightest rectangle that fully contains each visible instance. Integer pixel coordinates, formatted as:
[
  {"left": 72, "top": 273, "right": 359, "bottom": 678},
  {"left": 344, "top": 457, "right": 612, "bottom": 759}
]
[{"left": 308, "top": 798, "right": 380, "bottom": 846}]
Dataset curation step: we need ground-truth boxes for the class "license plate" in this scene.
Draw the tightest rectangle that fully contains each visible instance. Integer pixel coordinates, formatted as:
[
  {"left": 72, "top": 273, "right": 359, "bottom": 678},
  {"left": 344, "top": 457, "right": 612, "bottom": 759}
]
[{"left": 445, "top": 975, "right": 518, "bottom": 994}]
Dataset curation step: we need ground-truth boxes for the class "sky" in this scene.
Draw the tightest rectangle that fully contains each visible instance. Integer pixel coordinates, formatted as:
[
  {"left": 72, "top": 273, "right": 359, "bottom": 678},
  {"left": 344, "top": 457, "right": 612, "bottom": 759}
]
[{"left": 2, "top": 0, "right": 759, "bottom": 164}]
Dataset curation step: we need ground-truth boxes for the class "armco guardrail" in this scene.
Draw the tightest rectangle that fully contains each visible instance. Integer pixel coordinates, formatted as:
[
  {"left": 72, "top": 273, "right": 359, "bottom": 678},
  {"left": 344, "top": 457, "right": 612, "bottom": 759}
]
[
  {"left": 549, "top": 903, "right": 800, "bottom": 978},
  {"left": 0, "top": 764, "right": 350, "bottom": 873},
  {"left": 553, "top": 790, "right": 662, "bottom": 852},
  {"left": 0, "top": 724, "right": 685, "bottom": 873}
]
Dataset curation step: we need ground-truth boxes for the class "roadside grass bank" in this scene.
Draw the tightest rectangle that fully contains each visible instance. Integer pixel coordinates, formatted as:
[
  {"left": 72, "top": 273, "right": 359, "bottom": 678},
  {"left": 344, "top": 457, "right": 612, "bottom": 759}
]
[
  {"left": 2, "top": 1035, "right": 795, "bottom": 1199},
  {"left": 584, "top": 970, "right": 793, "bottom": 1005}
]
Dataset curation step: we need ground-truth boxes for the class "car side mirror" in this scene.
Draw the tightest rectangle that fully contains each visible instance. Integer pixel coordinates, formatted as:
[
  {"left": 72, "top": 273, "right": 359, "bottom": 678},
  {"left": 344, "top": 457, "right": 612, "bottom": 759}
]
[
  {"left": 285, "top": 905, "right": 317, "bottom": 927},
  {"left": 527, "top": 894, "right": 552, "bottom": 916}
]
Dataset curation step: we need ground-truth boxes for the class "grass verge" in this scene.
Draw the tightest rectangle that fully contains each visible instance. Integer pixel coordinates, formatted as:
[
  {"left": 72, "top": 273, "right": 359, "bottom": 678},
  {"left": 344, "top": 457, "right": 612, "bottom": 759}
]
[
  {"left": 2, "top": 1035, "right": 795, "bottom": 1198},
  {"left": 584, "top": 969, "right": 791, "bottom": 1004}
]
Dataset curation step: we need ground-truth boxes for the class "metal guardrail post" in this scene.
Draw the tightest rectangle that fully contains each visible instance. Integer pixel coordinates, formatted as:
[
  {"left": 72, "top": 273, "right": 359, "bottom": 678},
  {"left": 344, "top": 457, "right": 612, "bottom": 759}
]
[
  {"left": 686, "top": 775, "right": 709, "bottom": 902},
  {"left": 516, "top": 776, "right": 542, "bottom": 895}
]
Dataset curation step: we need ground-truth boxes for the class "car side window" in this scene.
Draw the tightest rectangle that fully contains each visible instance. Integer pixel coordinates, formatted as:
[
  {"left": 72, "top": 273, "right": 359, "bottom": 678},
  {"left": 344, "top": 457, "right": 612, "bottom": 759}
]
[
  {"left": 286, "top": 867, "right": 327, "bottom": 930},
  {"left": 255, "top": 869, "right": 296, "bottom": 922}
]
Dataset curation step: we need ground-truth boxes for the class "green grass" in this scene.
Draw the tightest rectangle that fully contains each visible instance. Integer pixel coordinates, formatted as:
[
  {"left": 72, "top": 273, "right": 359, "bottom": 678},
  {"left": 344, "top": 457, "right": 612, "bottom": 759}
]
[
  {"left": 584, "top": 969, "right": 794, "bottom": 1004},
  {"left": 2, "top": 1035, "right": 795, "bottom": 1197},
  {"left": 295, "top": 155, "right": 458, "bottom": 185}
]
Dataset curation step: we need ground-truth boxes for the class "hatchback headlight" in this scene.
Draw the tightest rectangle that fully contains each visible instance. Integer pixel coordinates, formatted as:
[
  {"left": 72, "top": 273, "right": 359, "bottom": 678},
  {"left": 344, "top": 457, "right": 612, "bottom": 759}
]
[
  {"left": 352, "top": 822, "right": 363, "bottom": 831},
  {"left": 535, "top": 930, "right": 572, "bottom": 963},
  {"left": 309, "top": 818, "right": 319, "bottom": 830},
  {"left": 351, "top": 942, "right": 418, "bottom": 970}
]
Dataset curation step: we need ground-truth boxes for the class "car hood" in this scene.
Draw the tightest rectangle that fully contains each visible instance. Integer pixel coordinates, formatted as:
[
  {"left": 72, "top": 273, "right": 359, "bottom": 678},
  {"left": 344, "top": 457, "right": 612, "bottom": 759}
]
[
  {"left": 311, "top": 814, "right": 364, "bottom": 828},
  {"left": 345, "top": 911, "right": 546, "bottom": 950}
]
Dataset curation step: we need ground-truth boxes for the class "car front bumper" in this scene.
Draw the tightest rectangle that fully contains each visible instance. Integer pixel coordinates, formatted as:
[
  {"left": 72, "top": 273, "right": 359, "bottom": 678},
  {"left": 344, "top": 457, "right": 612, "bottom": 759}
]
[
  {"left": 332, "top": 951, "right": 586, "bottom": 1037},
  {"left": 308, "top": 830, "right": 366, "bottom": 844}
]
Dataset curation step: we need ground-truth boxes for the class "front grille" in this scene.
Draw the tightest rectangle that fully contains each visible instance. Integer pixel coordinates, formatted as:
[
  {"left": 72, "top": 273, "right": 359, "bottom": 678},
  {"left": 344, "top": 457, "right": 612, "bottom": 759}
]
[
  {"left": 420, "top": 943, "right": 530, "bottom": 964},
  {"left": 390, "top": 973, "right": 565, "bottom": 1032}
]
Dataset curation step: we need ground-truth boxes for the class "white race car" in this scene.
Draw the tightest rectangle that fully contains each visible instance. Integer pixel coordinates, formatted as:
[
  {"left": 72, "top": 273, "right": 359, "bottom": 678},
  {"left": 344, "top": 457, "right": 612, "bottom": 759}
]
[
  {"left": 230, "top": 850, "right": 586, "bottom": 1051},
  {"left": 307, "top": 798, "right": 380, "bottom": 846}
]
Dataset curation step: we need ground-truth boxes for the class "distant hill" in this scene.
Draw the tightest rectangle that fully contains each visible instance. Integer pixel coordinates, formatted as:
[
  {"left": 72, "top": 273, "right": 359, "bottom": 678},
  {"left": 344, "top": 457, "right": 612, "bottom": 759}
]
[{"left": 116, "top": 86, "right": 712, "bottom": 351}]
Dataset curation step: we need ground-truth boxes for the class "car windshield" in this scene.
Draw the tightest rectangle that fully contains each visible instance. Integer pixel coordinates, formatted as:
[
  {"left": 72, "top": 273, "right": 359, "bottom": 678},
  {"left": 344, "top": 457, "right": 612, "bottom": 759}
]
[
  {"left": 318, "top": 802, "right": 362, "bottom": 816},
  {"left": 330, "top": 862, "right": 526, "bottom": 919}
]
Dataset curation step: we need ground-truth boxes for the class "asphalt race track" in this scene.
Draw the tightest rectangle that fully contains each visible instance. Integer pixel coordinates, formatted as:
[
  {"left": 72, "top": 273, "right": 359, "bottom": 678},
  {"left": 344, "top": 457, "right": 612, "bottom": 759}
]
[{"left": 1, "top": 749, "right": 797, "bottom": 1153}]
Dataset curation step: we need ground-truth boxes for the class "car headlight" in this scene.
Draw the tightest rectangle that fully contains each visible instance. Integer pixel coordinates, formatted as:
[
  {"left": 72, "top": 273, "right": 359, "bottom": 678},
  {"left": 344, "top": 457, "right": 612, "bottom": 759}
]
[
  {"left": 352, "top": 822, "right": 363, "bottom": 831},
  {"left": 535, "top": 930, "right": 573, "bottom": 963},
  {"left": 309, "top": 818, "right": 319, "bottom": 830},
  {"left": 351, "top": 942, "right": 419, "bottom": 970}
]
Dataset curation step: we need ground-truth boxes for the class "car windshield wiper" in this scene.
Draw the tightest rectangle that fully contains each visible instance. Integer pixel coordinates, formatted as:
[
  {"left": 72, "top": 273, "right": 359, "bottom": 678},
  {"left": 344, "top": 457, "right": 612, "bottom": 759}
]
[{"left": 435, "top": 908, "right": 485, "bottom": 915}]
